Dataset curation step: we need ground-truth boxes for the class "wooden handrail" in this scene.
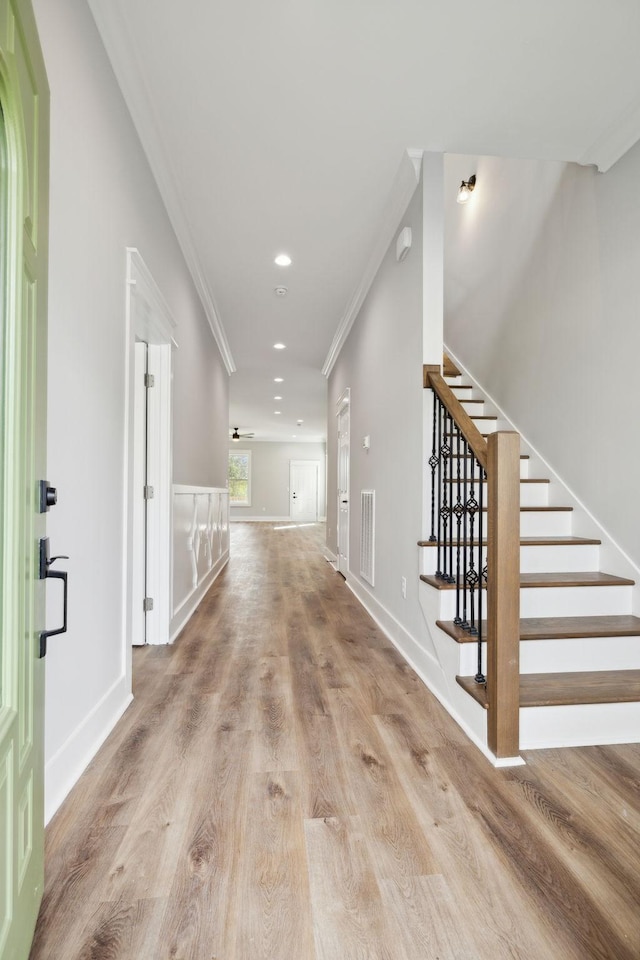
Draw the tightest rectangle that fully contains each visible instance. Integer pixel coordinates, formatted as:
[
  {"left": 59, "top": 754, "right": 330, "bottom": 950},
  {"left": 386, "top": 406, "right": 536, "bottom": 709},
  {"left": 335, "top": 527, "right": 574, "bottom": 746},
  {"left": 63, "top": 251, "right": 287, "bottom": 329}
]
[{"left": 426, "top": 371, "right": 488, "bottom": 470}]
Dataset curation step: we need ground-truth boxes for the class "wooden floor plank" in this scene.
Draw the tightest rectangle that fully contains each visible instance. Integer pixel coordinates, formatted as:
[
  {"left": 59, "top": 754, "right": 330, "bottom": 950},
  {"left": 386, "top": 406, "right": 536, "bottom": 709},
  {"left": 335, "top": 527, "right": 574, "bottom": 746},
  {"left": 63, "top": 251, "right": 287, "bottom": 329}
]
[
  {"left": 232, "top": 772, "right": 316, "bottom": 960},
  {"left": 29, "top": 522, "right": 640, "bottom": 960},
  {"left": 304, "top": 816, "right": 395, "bottom": 960}
]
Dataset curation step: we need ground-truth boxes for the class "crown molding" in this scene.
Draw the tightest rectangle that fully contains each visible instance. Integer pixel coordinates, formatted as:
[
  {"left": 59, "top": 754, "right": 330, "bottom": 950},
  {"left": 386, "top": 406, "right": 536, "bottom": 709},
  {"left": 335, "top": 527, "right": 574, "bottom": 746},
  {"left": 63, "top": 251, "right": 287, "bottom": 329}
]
[
  {"left": 86, "top": 0, "right": 236, "bottom": 374},
  {"left": 322, "top": 148, "right": 423, "bottom": 378},
  {"left": 580, "top": 94, "right": 640, "bottom": 173}
]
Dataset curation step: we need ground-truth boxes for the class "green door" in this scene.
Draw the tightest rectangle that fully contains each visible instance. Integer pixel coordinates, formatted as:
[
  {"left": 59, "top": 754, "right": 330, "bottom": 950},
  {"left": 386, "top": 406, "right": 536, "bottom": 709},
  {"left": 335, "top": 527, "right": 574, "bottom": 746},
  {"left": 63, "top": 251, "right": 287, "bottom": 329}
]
[{"left": 0, "top": 0, "right": 49, "bottom": 958}]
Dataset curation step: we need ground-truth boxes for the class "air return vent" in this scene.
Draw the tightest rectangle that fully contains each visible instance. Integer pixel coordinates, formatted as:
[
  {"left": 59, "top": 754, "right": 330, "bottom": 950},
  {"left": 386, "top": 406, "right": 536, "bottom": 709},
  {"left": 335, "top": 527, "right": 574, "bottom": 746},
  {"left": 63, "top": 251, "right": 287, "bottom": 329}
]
[{"left": 360, "top": 490, "right": 375, "bottom": 586}]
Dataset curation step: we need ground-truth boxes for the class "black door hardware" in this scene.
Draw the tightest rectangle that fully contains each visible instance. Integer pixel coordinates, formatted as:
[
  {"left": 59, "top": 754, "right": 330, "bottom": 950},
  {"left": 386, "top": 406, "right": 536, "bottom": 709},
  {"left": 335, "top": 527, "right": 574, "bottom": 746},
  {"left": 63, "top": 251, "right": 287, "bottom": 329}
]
[
  {"left": 39, "top": 479, "right": 57, "bottom": 512},
  {"left": 39, "top": 537, "right": 69, "bottom": 658}
]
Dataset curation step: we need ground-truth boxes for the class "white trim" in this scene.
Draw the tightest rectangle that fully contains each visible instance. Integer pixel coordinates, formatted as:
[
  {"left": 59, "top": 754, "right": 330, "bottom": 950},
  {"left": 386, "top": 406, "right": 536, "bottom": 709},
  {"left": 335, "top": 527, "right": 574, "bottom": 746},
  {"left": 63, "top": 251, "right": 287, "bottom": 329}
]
[
  {"left": 322, "top": 150, "right": 422, "bottom": 376},
  {"left": 324, "top": 548, "right": 338, "bottom": 563},
  {"left": 86, "top": 5, "right": 235, "bottom": 373},
  {"left": 127, "top": 248, "right": 177, "bottom": 346},
  {"left": 44, "top": 676, "right": 132, "bottom": 823},
  {"left": 145, "top": 344, "right": 173, "bottom": 644},
  {"left": 344, "top": 572, "right": 523, "bottom": 767}
]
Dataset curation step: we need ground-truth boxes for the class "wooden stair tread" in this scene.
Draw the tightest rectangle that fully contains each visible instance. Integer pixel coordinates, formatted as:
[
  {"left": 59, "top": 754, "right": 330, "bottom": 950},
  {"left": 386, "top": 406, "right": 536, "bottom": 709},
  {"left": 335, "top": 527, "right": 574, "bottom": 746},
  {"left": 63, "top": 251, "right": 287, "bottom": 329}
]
[
  {"left": 470, "top": 415, "right": 498, "bottom": 421},
  {"left": 456, "top": 670, "right": 640, "bottom": 707},
  {"left": 417, "top": 536, "right": 601, "bottom": 547},
  {"left": 437, "top": 614, "right": 640, "bottom": 643},
  {"left": 421, "top": 571, "right": 634, "bottom": 590}
]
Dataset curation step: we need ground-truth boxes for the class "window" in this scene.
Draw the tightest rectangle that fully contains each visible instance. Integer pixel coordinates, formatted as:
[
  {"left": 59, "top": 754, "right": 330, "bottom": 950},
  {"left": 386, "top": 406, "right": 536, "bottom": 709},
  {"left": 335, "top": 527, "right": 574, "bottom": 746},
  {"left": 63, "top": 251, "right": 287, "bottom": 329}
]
[{"left": 228, "top": 450, "right": 251, "bottom": 506}]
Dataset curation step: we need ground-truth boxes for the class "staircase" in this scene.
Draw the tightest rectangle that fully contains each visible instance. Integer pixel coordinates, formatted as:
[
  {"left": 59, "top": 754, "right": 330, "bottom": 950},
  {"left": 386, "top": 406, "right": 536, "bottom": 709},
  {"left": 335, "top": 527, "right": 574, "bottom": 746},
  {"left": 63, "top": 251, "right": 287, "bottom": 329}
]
[{"left": 419, "top": 363, "right": 640, "bottom": 753}]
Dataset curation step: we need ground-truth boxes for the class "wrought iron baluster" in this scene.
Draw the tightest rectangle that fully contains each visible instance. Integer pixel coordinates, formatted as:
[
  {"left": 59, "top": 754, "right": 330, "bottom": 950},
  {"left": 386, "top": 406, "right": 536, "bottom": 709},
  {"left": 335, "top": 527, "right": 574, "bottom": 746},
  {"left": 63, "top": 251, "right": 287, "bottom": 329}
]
[
  {"left": 428, "top": 394, "right": 438, "bottom": 542},
  {"left": 475, "top": 463, "right": 486, "bottom": 683},
  {"left": 466, "top": 454, "right": 479, "bottom": 636},
  {"left": 461, "top": 436, "right": 469, "bottom": 630},
  {"left": 440, "top": 411, "right": 452, "bottom": 582},
  {"left": 435, "top": 398, "right": 443, "bottom": 578},
  {"left": 453, "top": 423, "right": 464, "bottom": 621}
]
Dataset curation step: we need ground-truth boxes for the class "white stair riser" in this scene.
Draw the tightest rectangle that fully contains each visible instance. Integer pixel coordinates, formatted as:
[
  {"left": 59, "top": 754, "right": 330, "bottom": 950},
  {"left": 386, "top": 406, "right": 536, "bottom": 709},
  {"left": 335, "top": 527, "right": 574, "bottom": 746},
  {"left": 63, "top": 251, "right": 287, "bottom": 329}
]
[
  {"left": 520, "top": 543, "right": 600, "bottom": 573},
  {"left": 420, "top": 542, "right": 600, "bottom": 576},
  {"left": 438, "top": 458, "right": 529, "bottom": 478},
  {"left": 433, "top": 584, "right": 632, "bottom": 620},
  {"left": 441, "top": 483, "right": 548, "bottom": 507},
  {"left": 520, "top": 702, "right": 640, "bottom": 749},
  {"left": 471, "top": 419, "right": 499, "bottom": 434},
  {"left": 459, "top": 636, "right": 640, "bottom": 675},
  {"left": 520, "top": 635, "right": 640, "bottom": 673},
  {"left": 460, "top": 400, "right": 485, "bottom": 415},
  {"left": 520, "top": 511, "right": 572, "bottom": 536}
]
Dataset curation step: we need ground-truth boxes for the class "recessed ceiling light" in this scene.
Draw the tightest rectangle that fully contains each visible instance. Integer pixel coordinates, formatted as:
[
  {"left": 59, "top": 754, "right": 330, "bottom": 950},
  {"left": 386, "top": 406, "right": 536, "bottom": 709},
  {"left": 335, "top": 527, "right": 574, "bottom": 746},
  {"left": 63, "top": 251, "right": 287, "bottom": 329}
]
[
  {"left": 274, "top": 410, "right": 281, "bottom": 415},
  {"left": 274, "top": 395, "right": 282, "bottom": 400},
  {"left": 297, "top": 419, "right": 304, "bottom": 425},
  {"left": 274, "top": 377, "right": 283, "bottom": 382},
  {"left": 275, "top": 254, "right": 292, "bottom": 266},
  {"left": 273, "top": 343, "right": 286, "bottom": 350}
]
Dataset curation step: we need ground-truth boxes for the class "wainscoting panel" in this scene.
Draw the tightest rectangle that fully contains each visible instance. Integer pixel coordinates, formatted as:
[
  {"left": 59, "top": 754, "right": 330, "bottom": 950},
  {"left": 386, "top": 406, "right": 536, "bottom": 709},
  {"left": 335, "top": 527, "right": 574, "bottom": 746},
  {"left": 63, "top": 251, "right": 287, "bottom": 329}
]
[{"left": 172, "top": 486, "right": 229, "bottom": 638}]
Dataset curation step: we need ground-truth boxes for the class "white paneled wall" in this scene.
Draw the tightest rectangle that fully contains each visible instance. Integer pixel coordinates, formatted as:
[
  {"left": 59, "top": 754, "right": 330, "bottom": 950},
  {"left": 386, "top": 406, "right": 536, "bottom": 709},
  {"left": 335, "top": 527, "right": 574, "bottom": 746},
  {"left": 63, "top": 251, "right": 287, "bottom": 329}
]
[{"left": 171, "top": 485, "right": 229, "bottom": 638}]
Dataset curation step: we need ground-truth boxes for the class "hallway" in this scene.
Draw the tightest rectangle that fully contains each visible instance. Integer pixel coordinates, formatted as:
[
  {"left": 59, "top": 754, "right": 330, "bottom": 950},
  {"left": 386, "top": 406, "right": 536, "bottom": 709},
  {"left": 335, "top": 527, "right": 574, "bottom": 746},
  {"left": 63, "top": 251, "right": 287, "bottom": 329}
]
[{"left": 30, "top": 522, "right": 640, "bottom": 959}]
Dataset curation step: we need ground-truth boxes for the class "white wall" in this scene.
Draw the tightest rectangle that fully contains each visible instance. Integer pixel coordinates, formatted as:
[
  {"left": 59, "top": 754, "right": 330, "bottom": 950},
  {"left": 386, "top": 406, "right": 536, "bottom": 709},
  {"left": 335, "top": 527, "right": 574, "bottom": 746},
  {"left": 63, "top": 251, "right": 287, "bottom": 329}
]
[
  {"left": 33, "top": 0, "right": 229, "bottom": 820},
  {"left": 327, "top": 178, "right": 425, "bottom": 642},
  {"left": 444, "top": 149, "right": 640, "bottom": 569},
  {"left": 229, "top": 441, "right": 327, "bottom": 520}
]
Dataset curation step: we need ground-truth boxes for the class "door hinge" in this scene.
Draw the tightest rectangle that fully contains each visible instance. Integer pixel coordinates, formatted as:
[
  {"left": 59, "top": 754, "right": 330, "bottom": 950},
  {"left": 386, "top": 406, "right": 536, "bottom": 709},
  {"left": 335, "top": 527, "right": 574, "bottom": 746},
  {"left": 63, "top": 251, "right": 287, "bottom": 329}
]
[
  {"left": 144, "top": 485, "right": 154, "bottom": 500},
  {"left": 144, "top": 373, "right": 155, "bottom": 388},
  {"left": 143, "top": 597, "right": 154, "bottom": 612}
]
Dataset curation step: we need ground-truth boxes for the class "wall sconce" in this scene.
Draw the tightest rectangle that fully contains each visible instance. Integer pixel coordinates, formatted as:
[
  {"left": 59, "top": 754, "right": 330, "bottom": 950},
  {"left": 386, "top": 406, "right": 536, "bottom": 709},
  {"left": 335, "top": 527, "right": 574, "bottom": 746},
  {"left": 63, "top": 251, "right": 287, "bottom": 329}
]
[{"left": 457, "top": 174, "right": 476, "bottom": 204}]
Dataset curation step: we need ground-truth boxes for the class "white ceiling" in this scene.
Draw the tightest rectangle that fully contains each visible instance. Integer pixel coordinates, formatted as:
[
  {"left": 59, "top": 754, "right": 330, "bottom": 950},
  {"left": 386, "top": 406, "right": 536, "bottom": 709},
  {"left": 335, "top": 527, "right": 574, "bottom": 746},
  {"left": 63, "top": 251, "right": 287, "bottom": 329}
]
[{"left": 87, "top": 0, "right": 640, "bottom": 442}]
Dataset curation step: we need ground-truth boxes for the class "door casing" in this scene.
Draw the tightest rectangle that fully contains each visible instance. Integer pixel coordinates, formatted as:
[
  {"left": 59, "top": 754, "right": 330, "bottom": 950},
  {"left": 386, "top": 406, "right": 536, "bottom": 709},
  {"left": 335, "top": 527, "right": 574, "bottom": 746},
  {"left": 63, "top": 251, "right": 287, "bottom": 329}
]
[{"left": 336, "top": 389, "right": 350, "bottom": 576}]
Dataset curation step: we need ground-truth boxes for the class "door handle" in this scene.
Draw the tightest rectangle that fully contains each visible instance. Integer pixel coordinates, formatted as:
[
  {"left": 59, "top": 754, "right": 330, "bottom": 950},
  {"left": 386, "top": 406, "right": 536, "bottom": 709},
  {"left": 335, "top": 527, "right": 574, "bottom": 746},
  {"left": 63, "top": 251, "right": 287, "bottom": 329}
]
[{"left": 39, "top": 537, "right": 69, "bottom": 658}]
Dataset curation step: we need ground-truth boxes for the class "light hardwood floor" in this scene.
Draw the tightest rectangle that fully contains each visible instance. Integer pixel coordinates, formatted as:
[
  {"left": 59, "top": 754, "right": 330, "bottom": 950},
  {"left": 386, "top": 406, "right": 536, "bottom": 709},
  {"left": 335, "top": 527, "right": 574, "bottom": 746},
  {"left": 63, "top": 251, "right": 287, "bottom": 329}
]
[{"left": 29, "top": 522, "right": 640, "bottom": 959}]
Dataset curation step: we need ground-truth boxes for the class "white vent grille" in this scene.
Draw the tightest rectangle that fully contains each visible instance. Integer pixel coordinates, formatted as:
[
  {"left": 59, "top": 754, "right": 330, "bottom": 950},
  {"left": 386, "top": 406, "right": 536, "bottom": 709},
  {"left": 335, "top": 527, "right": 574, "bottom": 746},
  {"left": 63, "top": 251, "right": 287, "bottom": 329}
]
[{"left": 360, "top": 490, "right": 375, "bottom": 586}]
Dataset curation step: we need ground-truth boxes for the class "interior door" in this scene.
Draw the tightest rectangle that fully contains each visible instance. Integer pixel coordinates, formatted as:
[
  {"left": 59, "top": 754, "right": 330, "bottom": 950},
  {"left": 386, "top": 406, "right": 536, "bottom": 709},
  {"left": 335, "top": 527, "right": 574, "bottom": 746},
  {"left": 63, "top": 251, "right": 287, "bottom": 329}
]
[
  {"left": 289, "top": 460, "right": 319, "bottom": 521},
  {"left": 337, "top": 396, "right": 350, "bottom": 576},
  {"left": 0, "top": 2, "right": 49, "bottom": 958}
]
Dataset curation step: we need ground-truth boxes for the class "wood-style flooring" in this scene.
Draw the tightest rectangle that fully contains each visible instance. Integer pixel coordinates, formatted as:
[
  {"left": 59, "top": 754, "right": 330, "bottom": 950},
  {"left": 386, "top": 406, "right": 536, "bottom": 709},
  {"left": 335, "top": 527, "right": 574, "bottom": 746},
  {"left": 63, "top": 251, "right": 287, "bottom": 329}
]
[{"left": 29, "top": 522, "right": 640, "bottom": 959}]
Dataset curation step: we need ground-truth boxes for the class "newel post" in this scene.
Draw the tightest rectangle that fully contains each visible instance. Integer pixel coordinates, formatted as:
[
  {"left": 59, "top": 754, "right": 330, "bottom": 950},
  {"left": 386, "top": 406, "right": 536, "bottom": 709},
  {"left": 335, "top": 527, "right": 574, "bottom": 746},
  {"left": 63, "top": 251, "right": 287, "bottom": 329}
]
[{"left": 487, "top": 431, "right": 521, "bottom": 758}]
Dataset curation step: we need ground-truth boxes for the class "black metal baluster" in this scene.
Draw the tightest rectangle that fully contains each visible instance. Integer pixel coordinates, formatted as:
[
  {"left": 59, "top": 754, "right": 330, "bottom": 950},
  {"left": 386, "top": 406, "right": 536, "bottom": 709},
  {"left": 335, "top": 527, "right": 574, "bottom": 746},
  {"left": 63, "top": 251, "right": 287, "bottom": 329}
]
[
  {"left": 453, "top": 423, "right": 464, "bottom": 622},
  {"left": 440, "top": 411, "right": 452, "bottom": 582},
  {"left": 428, "top": 394, "right": 438, "bottom": 542},
  {"left": 461, "top": 436, "right": 469, "bottom": 630},
  {"left": 466, "top": 454, "right": 479, "bottom": 636},
  {"left": 435, "top": 398, "right": 443, "bottom": 578},
  {"left": 475, "top": 463, "right": 486, "bottom": 683}
]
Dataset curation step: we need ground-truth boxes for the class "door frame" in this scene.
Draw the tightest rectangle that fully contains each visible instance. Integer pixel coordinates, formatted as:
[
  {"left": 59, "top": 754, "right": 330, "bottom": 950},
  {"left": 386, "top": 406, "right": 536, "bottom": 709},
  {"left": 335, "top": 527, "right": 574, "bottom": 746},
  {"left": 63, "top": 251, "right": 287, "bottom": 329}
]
[
  {"left": 336, "top": 388, "right": 350, "bottom": 576},
  {"left": 289, "top": 459, "right": 320, "bottom": 521},
  {"left": 124, "top": 249, "right": 176, "bottom": 655}
]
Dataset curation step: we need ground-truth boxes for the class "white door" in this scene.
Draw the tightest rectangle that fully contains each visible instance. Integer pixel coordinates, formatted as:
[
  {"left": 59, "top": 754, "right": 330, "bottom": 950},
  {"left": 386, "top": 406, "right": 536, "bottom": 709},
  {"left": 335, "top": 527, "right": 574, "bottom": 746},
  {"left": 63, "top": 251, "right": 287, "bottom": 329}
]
[
  {"left": 126, "top": 251, "right": 175, "bottom": 647},
  {"left": 0, "top": 2, "right": 49, "bottom": 957},
  {"left": 289, "top": 461, "right": 319, "bottom": 521},
  {"left": 337, "top": 393, "right": 350, "bottom": 576}
]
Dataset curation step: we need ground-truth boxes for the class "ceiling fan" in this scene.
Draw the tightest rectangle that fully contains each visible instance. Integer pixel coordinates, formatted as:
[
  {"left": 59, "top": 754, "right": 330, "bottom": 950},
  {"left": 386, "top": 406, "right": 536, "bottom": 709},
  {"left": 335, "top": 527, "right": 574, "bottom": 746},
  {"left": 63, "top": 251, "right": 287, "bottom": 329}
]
[{"left": 230, "top": 426, "right": 255, "bottom": 442}]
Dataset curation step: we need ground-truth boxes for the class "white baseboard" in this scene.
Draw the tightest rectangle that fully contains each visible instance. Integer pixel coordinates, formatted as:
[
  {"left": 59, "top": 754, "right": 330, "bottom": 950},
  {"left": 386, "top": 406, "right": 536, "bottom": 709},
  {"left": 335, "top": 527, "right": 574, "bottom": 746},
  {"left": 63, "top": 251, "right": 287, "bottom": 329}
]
[
  {"left": 171, "top": 550, "right": 228, "bottom": 641},
  {"left": 45, "top": 674, "right": 132, "bottom": 824},
  {"left": 324, "top": 548, "right": 337, "bottom": 563},
  {"left": 344, "top": 573, "right": 517, "bottom": 767}
]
